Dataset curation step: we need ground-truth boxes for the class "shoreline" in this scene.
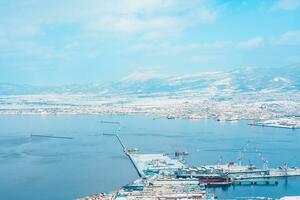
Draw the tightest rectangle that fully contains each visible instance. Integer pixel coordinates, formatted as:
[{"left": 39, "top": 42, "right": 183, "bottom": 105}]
[{"left": 0, "top": 111, "right": 299, "bottom": 129}]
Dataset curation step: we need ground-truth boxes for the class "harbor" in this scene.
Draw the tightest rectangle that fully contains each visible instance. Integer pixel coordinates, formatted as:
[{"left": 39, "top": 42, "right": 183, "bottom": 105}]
[
  {"left": 78, "top": 134, "right": 300, "bottom": 200},
  {"left": 1, "top": 115, "right": 300, "bottom": 200}
]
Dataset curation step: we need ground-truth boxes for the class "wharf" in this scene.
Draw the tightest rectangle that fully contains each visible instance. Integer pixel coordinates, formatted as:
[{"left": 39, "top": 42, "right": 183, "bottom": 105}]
[
  {"left": 104, "top": 133, "right": 185, "bottom": 178},
  {"left": 151, "top": 178, "right": 200, "bottom": 186},
  {"left": 233, "top": 179, "right": 279, "bottom": 186},
  {"left": 269, "top": 168, "right": 300, "bottom": 177},
  {"left": 79, "top": 134, "right": 300, "bottom": 200},
  {"left": 231, "top": 168, "right": 300, "bottom": 180},
  {"left": 128, "top": 153, "right": 185, "bottom": 178},
  {"left": 78, "top": 179, "right": 208, "bottom": 200}
]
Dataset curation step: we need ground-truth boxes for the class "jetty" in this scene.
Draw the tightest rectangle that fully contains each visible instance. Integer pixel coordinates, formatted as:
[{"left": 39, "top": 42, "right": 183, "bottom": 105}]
[{"left": 30, "top": 134, "right": 73, "bottom": 139}]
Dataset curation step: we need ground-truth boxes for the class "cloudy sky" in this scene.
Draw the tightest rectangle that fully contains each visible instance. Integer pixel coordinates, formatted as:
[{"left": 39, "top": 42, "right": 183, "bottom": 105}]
[{"left": 0, "top": 0, "right": 300, "bottom": 85}]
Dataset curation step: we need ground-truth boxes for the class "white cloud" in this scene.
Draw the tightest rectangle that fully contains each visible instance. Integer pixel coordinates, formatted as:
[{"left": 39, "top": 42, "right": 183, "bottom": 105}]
[
  {"left": 0, "top": 0, "right": 222, "bottom": 61},
  {"left": 271, "top": 0, "right": 300, "bottom": 11},
  {"left": 0, "top": 0, "right": 220, "bottom": 40},
  {"left": 237, "top": 37, "right": 264, "bottom": 49},
  {"left": 123, "top": 41, "right": 231, "bottom": 55},
  {"left": 88, "top": 0, "right": 218, "bottom": 39},
  {"left": 124, "top": 36, "right": 268, "bottom": 56},
  {"left": 273, "top": 30, "right": 300, "bottom": 45}
]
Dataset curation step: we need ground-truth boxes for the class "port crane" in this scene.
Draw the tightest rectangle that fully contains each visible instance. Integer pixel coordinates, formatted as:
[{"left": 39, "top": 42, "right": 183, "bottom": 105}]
[{"left": 236, "top": 141, "right": 269, "bottom": 169}]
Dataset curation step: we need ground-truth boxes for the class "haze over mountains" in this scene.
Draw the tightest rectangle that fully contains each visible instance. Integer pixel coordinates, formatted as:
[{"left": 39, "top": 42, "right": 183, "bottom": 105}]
[{"left": 1, "top": 66, "right": 299, "bottom": 96}]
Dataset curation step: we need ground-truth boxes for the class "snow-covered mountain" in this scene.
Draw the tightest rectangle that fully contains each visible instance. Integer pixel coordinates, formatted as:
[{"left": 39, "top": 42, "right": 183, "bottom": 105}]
[
  {"left": 0, "top": 66, "right": 299, "bottom": 96},
  {"left": 92, "top": 66, "right": 300, "bottom": 96}
]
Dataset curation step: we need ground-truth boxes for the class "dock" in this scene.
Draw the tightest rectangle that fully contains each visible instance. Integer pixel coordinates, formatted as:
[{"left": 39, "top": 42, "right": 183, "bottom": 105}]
[
  {"left": 233, "top": 179, "right": 279, "bottom": 186},
  {"left": 129, "top": 153, "right": 185, "bottom": 178},
  {"left": 79, "top": 134, "right": 300, "bottom": 200},
  {"left": 102, "top": 134, "right": 184, "bottom": 179},
  {"left": 269, "top": 168, "right": 300, "bottom": 177}
]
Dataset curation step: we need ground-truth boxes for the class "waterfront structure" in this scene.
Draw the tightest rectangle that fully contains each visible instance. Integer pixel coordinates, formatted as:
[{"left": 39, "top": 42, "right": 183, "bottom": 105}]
[{"left": 78, "top": 134, "right": 300, "bottom": 200}]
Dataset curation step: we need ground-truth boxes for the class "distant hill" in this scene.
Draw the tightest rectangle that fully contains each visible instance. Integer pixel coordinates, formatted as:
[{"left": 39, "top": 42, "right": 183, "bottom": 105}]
[{"left": 0, "top": 65, "right": 299, "bottom": 96}]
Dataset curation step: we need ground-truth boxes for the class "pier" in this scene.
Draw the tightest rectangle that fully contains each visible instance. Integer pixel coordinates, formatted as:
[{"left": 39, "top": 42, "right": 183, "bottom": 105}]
[
  {"left": 233, "top": 179, "right": 279, "bottom": 186},
  {"left": 30, "top": 134, "right": 73, "bottom": 139},
  {"left": 103, "top": 133, "right": 145, "bottom": 178},
  {"left": 103, "top": 133, "right": 126, "bottom": 152}
]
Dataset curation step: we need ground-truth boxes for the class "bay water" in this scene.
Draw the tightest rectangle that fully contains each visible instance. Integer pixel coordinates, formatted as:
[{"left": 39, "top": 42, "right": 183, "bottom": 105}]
[{"left": 0, "top": 115, "right": 299, "bottom": 200}]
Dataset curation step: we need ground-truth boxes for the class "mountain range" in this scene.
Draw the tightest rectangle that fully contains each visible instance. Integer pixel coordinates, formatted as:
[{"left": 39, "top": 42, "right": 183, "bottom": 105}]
[{"left": 0, "top": 65, "right": 299, "bottom": 96}]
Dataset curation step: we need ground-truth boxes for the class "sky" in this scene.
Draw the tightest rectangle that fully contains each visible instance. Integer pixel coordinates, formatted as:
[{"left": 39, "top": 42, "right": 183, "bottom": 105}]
[{"left": 0, "top": 0, "right": 300, "bottom": 85}]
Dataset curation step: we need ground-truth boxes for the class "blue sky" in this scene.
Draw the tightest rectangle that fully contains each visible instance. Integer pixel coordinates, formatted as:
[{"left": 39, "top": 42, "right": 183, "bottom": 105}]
[{"left": 0, "top": 0, "right": 300, "bottom": 85}]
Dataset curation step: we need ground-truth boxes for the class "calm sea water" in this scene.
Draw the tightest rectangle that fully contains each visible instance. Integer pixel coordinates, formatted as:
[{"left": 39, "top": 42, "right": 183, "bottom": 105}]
[{"left": 0, "top": 115, "right": 299, "bottom": 200}]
